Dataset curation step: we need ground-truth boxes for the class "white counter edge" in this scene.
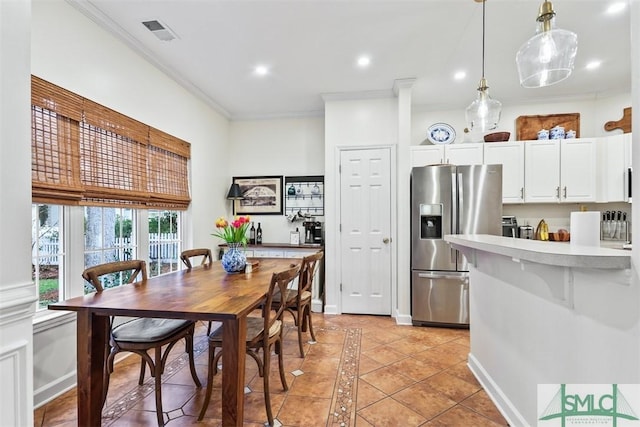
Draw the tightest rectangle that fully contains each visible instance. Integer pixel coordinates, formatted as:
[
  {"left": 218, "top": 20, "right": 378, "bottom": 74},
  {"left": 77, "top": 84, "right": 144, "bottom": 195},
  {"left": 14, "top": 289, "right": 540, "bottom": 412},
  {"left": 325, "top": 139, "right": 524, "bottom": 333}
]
[{"left": 444, "top": 234, "right": 630, "bottom": 270}]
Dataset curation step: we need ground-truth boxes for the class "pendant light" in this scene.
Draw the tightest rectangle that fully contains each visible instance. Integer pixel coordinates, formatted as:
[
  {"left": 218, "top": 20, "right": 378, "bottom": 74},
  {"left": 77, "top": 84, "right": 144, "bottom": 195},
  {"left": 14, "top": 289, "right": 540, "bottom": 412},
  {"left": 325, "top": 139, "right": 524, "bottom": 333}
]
[
  {"left": 465, "top": 0, "right": 501, "bottom": 132},
  {"left": 516, "top": 0, "right": 578, "bottom": 88}
]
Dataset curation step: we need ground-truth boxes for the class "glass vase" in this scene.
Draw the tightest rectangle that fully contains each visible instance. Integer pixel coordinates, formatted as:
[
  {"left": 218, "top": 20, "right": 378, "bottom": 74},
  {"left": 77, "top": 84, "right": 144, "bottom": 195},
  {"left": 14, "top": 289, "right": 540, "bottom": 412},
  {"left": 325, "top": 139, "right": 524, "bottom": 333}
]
[{"left": 221, "top": 243, "right": 247, "bottom": 273}]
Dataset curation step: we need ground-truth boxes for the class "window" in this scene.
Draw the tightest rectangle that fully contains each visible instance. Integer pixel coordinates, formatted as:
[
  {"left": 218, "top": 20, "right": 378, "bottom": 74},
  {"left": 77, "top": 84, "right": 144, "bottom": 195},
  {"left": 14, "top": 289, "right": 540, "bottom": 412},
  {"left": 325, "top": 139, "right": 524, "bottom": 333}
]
[
  {"left": 32, "top": 204, "right": 65, "bottom": 310},
  {"left": 83, "top": 206, "right": 136, "bottom": 293},
  {"left": 148, "top": 210, "right": 182, "bottom": 278},
  {"left": 31, "top": 76, "right": 193, "bottom": 311}
]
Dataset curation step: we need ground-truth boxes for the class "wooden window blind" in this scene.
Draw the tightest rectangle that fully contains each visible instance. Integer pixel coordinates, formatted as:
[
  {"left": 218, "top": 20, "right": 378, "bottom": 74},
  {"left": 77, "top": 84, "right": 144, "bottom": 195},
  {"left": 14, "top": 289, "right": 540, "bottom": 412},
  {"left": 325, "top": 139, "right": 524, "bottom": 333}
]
[
  {"left": 30, "top": 76, "right": 191, "bottom": 209},
  {"left": 148, "top": 127, "right": 191, "bottom": 209},
  {"left": 31, "top": 76, "right": 84, "bottom": 204}
]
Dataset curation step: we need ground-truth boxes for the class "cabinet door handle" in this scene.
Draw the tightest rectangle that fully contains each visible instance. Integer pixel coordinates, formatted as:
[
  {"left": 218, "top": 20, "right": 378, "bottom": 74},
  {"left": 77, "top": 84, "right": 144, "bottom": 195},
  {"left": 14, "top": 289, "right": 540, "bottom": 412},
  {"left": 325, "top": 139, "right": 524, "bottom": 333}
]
[
  {"left": 520, "top": 188, "right": 524, "bottom": 199},
  {"left": 556, "top": 186, "right": 560, "bottom": 199},
  {"left": 563, "top": 186, "right": 567, "bottom": 198}
]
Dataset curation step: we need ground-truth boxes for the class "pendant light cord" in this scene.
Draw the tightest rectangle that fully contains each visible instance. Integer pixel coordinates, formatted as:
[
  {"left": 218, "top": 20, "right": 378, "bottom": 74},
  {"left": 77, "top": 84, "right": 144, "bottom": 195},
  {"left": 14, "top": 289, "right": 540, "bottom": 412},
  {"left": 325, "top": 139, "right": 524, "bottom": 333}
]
[{"left": 481, "top": 0, "right": 486, "bottom": 79}]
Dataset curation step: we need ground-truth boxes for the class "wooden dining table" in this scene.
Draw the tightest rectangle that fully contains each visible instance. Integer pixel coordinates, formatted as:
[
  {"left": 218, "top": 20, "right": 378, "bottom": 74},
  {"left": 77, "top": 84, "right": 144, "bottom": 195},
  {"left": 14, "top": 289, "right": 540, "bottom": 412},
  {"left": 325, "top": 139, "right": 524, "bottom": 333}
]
[{"left": 48, "top": 257, "right": 301, "bottom": 426}]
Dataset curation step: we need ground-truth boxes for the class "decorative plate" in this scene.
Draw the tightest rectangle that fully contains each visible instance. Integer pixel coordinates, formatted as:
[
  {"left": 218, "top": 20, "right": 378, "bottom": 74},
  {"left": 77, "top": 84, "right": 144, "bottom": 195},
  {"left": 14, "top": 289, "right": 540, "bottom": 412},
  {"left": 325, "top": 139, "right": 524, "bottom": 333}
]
[{"left": 426, "top": 123, "right": 456, "bottom": 145}]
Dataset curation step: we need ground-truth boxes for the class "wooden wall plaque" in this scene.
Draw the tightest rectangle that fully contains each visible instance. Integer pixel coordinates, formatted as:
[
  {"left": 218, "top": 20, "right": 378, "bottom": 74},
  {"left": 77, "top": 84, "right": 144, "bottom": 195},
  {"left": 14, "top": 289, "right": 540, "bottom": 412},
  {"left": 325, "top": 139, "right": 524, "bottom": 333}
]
[{"left": 515, "top": 113, "right": 580, "bottom": 141}]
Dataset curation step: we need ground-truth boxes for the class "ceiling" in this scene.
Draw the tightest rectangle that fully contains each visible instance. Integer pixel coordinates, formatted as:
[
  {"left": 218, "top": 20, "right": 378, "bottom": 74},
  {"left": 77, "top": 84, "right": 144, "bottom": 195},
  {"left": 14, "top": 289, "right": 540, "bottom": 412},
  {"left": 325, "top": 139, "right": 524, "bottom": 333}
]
[{"left": 69, "top": 0, "right": 631, "bottom": 120}]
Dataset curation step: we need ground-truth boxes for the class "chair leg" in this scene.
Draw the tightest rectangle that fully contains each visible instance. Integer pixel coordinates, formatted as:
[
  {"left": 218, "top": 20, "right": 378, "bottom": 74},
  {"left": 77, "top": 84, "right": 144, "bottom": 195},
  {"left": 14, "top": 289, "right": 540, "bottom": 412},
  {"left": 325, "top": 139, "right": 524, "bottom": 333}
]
[
  {"left": 206, "top": 320, "right": 212, "bottom": 336},
  {"left": 138, "top": 356, "right": 147, "bottom": 385},
  {"left": 197, "top": 344, "right": 217, "bottom": 421},
  {"left": 306, "top": 305, "right": 316, "bottom": 342},
  {"left": 276, "top": 337, "right": 288, "bottom": 391},
  {"left": 296, "top": 310, "right": 305, "bottom": 358},
  {"left": 185, "top": 329, "right": 202, "bottom": 388},
  {"left": 154, "top": 348, "right": 165, "bottom": 426},
  {"left": 262, "top": 346, "right": 274, "bottom": 426}
]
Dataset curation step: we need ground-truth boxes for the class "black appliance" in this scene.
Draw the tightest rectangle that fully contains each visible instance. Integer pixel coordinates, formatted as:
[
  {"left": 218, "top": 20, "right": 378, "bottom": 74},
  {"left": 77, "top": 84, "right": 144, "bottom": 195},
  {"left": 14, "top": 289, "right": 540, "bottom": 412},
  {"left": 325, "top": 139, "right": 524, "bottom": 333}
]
[
  {"left": 303, "top": 221, "right": 323, "bottom": 244},
  {"left": 502, "top": 216, "right": 519, "bottom": 238}
]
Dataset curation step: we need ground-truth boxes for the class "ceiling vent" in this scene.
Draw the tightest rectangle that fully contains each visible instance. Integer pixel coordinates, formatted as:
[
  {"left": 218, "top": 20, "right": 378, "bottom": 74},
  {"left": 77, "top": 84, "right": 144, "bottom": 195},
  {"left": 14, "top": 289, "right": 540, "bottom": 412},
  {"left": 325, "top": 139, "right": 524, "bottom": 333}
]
[{"left": 142, "top": 20, "right": 178, "bottom": 42}]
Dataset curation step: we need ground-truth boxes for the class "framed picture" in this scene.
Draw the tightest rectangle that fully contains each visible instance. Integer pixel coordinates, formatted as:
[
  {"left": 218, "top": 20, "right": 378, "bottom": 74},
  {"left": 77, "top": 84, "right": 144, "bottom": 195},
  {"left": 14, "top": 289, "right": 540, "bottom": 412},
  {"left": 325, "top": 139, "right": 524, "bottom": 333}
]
[{"left": 232, "top": 176, "right": 283, "bottom": 215}]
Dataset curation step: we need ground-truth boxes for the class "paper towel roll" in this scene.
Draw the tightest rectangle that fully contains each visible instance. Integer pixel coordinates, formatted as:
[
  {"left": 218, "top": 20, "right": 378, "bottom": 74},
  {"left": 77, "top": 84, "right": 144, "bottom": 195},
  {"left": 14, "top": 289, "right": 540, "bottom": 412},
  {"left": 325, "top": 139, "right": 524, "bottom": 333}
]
[{"left": 570, "top": 211, "right": 601, "bottom": 247}]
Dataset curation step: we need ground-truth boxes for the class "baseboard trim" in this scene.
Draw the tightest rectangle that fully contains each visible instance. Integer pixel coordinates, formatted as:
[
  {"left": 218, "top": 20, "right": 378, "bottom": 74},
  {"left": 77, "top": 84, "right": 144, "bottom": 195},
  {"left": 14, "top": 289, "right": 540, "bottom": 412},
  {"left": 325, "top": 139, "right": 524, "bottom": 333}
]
[
  {"left": 323, "top": 304, "right": 339, "bottom": 315},
  {"left": 394, "top": 310, "right": 412, "bottom": 325},
  {"left": 467, "top": 353, "right": 528, "bottom": 427},
  {"left": 33, "top": 370, "right": 77, "bottom": 409}
]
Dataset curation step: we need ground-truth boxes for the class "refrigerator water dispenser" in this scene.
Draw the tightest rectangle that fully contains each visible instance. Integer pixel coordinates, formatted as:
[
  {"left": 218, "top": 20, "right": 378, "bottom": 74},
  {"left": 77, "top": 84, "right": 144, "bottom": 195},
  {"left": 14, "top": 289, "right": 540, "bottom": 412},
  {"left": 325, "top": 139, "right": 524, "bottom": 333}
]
[{"left": 420, "top": 204, "right": 442, "bottom": 239}]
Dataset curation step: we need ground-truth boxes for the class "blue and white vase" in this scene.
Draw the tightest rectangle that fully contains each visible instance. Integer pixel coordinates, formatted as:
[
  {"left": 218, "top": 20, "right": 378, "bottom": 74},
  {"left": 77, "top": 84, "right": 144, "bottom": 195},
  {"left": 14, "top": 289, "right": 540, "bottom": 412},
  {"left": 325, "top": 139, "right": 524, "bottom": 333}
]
[{"left": 221, "top": 243, "right": 246, "bottom": 273}]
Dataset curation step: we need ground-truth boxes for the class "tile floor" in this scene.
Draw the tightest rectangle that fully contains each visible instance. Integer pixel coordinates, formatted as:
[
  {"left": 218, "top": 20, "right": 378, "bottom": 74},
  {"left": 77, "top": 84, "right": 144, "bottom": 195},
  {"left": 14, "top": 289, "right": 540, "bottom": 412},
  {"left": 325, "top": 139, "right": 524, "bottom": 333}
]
[{"left": 34, "top": 313, "right": 508, "bottom": 426}]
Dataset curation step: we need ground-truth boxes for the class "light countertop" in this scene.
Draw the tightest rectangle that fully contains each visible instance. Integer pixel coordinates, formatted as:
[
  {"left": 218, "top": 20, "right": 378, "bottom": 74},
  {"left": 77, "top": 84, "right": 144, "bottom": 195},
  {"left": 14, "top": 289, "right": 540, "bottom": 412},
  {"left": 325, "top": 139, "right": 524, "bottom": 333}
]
[{"left": 444, "top": 234, "right": 630, "bottom": 270}]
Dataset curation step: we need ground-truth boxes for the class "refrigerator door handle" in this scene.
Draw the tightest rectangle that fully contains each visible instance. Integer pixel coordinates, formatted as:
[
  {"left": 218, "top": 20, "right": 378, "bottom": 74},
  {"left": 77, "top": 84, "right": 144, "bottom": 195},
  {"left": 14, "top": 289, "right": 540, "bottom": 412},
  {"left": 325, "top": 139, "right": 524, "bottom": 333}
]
[
  {"left": 451, "top": 171, "right": 458, "bottom": 234},
  {"left": 417, "top": 272, "right": 468, "bottom": 280}
]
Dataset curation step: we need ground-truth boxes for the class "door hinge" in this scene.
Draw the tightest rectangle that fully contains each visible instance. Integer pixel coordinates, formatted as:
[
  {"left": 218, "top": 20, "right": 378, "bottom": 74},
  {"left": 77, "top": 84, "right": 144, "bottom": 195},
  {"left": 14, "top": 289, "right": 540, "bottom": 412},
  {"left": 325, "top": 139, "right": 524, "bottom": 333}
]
[{"left": 339, "top": 224, "right": 341, "bottom": 232}]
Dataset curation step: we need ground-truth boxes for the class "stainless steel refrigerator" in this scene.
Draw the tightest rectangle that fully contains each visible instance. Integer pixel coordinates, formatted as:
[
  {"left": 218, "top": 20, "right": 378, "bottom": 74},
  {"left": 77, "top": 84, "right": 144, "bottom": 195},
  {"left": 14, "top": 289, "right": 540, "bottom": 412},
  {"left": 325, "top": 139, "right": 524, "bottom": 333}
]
[{"left": 411, "top": 164, "right": 502, "bottom": 327}]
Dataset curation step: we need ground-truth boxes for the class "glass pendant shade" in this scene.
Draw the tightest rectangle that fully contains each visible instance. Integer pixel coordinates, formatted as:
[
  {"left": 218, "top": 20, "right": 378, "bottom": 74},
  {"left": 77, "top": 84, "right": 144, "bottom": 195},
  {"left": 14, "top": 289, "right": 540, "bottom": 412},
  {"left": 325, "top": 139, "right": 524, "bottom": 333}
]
[
  {"left": 466, "top": 0, "right": 501, "bottom": 132},
  {"left": 516, "top": 3, "right": 578, "bottom": 88},
  {"left": 466, "top": 78, "right": 502, "bottom": 132}
]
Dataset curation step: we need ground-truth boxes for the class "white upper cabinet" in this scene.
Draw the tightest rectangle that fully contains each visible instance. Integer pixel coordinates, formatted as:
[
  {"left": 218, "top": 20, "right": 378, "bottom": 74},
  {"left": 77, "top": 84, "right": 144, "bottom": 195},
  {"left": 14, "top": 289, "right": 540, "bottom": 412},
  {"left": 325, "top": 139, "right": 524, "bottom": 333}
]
[
  {"left": 560, "top": 139, "right": 597, "bottom": 202},
  {"left": 483, "top": 142, "right": 525, "bottom": 203},
  {"left": 524, "top": 140, "right": 561, "bottom": 202},
  {"left": 597, "top": 133, "right": 632, "bottom": 203},
  {"left": 410, "top": 143, "right": 484, "bottom": 168},
  {"left": 524, "top": 138, "right": 597, "bottom": 203}
]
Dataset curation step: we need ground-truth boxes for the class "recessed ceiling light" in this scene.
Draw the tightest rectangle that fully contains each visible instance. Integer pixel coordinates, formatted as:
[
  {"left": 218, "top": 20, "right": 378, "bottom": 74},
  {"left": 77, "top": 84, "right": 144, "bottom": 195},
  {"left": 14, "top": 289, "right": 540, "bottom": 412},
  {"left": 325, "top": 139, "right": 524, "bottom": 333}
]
[
  {"left": 586, "top": 60, "right": 602, "bottom": 70},
  {"left": 357, "top": 56, "right": 371, "bottom": 68},
  {"left": 254, "top": 65, "right": 269, "bottom": 76},
  {"left": 606, "top": 2, "right": 626, "bottom": 14},
  {"left": 454, "top": 71, "right": 466, "bottom": 80}
]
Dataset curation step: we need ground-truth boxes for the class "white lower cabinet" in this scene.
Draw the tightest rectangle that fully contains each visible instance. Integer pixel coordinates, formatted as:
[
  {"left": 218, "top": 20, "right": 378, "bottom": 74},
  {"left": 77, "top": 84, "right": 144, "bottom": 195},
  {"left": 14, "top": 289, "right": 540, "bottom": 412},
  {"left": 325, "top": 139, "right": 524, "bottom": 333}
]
[{"left": 243, "top": 246, "right": 323, "bottom": 312}]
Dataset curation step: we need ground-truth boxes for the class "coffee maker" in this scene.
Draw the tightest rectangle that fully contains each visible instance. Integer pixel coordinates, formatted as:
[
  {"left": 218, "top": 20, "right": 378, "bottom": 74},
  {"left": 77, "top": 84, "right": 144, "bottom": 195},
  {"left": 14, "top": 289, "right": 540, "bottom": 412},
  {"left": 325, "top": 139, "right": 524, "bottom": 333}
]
[{"left": 303, "top": 220, "right": 323, "bottom": 244}]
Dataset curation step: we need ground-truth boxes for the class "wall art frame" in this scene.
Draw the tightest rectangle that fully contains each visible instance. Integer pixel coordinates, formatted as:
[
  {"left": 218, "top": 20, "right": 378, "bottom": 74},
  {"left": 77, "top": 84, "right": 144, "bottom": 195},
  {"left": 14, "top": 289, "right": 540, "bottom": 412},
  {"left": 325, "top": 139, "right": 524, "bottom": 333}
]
[{"left": 232, "top": 175, "right": 283, "bottom": 215}]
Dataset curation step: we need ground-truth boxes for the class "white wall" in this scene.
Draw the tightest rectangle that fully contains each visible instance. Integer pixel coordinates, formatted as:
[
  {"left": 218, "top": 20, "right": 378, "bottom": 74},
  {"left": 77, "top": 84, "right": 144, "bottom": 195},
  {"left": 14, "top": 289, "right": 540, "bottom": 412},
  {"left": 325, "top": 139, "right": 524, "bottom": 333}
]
[
  {"left": 227, "top": 117, "right": 325, "bottom": 245},
  {"left": 30, "top": 0, "right": 230, "bottom": 406},
  {"left": 0, "top": 0, "right": 36, "bottom": 425},
  {"left": 323, "top": 97, "right": 399, "bottom": 315}
]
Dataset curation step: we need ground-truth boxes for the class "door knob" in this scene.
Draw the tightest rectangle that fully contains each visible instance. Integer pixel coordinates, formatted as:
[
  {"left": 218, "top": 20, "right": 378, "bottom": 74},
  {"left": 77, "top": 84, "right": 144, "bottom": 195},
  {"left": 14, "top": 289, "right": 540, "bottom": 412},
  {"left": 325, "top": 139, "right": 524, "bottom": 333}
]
[{"left": 383, "top": 237, "right": 390, "bottom": 244}]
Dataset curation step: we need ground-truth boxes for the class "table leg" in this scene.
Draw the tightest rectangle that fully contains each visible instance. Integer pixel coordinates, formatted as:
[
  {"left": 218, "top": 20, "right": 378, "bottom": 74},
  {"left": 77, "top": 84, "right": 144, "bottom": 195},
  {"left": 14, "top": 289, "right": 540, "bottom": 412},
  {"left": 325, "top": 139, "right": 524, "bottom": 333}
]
[
  {"left": 221, "top": 316, "right": 247, "bottom": 426},
  {"left": 76, "top": 310, "right": 108, "bottom": 426}
]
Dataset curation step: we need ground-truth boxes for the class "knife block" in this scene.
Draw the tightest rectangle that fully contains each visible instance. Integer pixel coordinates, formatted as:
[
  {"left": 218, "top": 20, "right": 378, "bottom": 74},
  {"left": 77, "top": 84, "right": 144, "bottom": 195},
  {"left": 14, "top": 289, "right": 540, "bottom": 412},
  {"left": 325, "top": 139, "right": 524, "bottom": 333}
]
[{"left": 600, "top": 220, "right": 629, "bottom": 241}]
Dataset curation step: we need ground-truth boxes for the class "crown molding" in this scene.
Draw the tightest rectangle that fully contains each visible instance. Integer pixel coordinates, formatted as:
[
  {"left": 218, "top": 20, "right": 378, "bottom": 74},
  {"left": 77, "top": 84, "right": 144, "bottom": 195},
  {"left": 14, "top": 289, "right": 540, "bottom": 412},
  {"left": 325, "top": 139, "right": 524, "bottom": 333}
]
[{"left": 65, "top": 0, "right": 232, "bottom": 119}]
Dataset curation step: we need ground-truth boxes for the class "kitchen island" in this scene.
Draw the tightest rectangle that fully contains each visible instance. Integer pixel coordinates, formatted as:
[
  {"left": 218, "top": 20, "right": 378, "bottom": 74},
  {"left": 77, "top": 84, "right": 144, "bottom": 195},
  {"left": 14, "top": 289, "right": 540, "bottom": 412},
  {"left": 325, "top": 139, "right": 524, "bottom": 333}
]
[{"left": 444, "top": 234, "right": 638, "bottom": 426}]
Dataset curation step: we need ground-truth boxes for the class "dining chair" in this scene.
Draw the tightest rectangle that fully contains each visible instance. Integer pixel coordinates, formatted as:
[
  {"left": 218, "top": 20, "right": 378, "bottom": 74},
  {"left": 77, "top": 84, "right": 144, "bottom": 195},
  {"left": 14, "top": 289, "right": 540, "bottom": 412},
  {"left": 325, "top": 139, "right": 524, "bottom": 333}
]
[
  {"left": 197, "top": 263, "right": 301, "bottom": 426},
  {"left": 180, "top": 248, "right": 217, "bottom": 335},
  {"left": 180, "top": 248, "right": 213, "bottom": 269},
  {"left": 81, "top": 260, "right": 201, "bottom": 427},
  {"left": 272, "top": 250, "right": 323, "bottom": 357}
]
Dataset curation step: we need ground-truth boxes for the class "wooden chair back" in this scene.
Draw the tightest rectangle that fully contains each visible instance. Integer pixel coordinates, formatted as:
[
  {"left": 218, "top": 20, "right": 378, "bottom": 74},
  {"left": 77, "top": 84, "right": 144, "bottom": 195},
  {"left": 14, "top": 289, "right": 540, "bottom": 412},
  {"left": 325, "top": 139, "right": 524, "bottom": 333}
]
[
  {"left": 180, "top": 248, "right": 213, "bottom": 269},
  {"left": 255, "top": 264, "right": 300, "bottom": 347},
  {"left": 297, "top": 251, "right": 323, "bottom": 300},
  {"left": 81, "top": 260, "right": 147, "bottom": 292}
]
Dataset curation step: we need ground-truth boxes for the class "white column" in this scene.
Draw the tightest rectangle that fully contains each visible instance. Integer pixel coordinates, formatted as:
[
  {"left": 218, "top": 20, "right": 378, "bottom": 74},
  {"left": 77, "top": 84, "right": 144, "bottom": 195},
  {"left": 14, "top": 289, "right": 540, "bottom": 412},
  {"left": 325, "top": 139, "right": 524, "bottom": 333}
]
[
  {"left": 0, "top": 0, "right": 36, "bottom": 425},
  {"left": 393, "top": 79, "right": 415, "bottom": 324}
]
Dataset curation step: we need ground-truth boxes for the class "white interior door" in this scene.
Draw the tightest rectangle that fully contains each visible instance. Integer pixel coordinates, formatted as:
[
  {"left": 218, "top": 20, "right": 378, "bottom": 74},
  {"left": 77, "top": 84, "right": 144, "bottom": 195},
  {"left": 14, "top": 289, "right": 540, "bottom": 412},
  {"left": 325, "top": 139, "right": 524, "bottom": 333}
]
[{"left": 339, "top": 148, "right": 392, "bottom": 314}]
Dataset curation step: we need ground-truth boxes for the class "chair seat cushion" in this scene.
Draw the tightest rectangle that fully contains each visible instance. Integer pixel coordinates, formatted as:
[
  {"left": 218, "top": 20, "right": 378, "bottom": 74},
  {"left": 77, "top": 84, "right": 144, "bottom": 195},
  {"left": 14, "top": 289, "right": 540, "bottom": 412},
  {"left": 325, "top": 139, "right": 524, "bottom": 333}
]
[
  {"left": 272, "top": 289, "right": 311, "bottom": 305},
  {"left": 208, "top": 318, "right": 281, "bottom": 343},
  {"left": 112, "top": 317, "right": 193, "bottom": 343}
]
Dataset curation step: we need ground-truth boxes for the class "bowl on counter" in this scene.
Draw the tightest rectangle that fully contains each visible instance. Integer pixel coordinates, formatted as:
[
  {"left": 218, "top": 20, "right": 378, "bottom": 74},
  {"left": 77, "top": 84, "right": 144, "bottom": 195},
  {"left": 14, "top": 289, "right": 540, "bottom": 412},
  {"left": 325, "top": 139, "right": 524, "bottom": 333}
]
[{"left": 484, "top": 132, "right": 511, "bottom": 142}]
